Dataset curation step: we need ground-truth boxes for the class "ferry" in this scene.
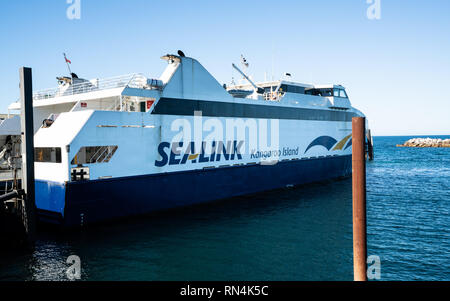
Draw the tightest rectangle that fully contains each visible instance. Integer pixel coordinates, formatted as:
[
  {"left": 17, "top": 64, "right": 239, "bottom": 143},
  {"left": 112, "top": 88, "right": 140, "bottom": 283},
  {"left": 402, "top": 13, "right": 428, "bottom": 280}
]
[{"left": 5, "top": 51, "right": 370, "bottom": 227}]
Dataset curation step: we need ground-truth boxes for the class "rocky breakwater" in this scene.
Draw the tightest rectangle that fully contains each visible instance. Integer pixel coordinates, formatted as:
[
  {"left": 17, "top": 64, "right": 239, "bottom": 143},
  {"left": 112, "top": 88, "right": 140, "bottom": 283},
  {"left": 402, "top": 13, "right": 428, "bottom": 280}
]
[{"left": 397, "top": 138, "right": 450, "bottom": 148}]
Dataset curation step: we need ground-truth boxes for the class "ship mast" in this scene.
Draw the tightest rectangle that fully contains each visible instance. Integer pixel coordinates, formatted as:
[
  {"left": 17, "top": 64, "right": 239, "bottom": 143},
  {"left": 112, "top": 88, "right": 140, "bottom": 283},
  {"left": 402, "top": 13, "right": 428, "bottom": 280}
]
[{"left": 232, "top": 63, "right": 263, "bottom": 94}]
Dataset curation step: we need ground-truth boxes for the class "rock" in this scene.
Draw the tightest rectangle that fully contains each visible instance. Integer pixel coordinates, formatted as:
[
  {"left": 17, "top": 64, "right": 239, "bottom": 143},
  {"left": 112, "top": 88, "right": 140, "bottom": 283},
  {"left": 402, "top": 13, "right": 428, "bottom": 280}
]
[{"left": 397, "top": 138, "right": 450, "bottom": 148}]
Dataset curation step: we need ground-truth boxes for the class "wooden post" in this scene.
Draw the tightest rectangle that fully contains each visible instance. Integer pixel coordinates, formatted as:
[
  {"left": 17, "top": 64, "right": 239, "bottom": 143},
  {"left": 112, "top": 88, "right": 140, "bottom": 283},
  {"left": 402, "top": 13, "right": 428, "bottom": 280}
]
[
  {"left": 19, "top": 67, "right": 36, "bottom": 245},
  {"left": 352, "top": 117, "right": 367, "bottom": 281}
]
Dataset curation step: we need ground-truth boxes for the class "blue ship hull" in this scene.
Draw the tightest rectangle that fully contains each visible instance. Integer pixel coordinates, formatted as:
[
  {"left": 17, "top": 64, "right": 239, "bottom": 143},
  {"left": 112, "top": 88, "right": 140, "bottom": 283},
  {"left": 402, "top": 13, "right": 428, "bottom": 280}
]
[{"left": 35, "top": 155, "right": 352, "bottom": 227}]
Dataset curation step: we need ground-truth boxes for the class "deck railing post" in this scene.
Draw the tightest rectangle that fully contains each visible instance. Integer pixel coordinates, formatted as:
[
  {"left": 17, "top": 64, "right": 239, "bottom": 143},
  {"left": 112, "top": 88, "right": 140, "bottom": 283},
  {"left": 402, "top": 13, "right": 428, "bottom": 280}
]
[{"left": 352, "top": 117, "right": 367, "bottom": 281}]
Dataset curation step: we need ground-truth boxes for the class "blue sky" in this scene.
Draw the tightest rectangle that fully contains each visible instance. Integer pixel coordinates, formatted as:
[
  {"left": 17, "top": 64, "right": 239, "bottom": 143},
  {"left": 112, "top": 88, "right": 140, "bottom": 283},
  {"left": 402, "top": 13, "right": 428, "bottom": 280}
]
[{"left": 0, "top": 0, "right": 449, "bottom": 135}]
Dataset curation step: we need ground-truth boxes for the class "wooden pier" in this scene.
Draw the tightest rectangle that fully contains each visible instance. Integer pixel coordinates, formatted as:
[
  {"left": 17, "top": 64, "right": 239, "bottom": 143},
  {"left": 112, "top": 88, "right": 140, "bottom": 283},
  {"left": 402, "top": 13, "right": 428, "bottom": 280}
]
[{"left": 0, "top": 67, "right": 36, "bottom": 252}]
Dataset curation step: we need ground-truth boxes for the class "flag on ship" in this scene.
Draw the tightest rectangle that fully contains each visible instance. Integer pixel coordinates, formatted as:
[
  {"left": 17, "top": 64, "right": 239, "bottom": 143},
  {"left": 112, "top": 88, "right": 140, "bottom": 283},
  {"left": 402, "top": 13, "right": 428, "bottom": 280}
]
[{"left": 64, "top": 53, "right": 71, "bottom": 64}]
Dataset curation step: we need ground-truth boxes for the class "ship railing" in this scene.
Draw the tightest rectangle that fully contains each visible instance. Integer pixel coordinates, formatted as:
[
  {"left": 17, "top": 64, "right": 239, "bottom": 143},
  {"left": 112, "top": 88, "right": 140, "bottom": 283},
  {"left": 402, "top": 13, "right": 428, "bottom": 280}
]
[
  {"left": 263, "top": 91, "right": 284, "bottom": 102},
  {"left": 89, "top": 146, "right": 117, "bottom": 163},
  {"left": 30, "top": 74, "right": 149, "bottom": 101}
]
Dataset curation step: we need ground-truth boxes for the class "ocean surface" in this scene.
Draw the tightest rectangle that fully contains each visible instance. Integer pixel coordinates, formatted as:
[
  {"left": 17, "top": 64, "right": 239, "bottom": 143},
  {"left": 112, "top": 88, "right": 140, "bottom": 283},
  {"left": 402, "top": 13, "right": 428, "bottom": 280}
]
[{"left": 0, "top": 136, "right": 449, "bottom": 281}]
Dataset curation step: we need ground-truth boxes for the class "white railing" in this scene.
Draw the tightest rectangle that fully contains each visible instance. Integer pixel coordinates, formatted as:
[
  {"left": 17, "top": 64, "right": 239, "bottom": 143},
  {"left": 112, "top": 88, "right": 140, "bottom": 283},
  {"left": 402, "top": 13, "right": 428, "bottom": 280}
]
[
  {"left": 263, "top": 91, "right": 284, "bottom": 102},
  {"left": 31, "top": 74, "right": 149, "bottom": 101}
]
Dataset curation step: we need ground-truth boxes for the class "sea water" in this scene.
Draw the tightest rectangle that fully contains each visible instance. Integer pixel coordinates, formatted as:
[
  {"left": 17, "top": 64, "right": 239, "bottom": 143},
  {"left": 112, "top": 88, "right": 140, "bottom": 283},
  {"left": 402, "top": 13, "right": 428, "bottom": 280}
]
[{"left": 0, "top": 136, "right": 448, "bottom": 281}]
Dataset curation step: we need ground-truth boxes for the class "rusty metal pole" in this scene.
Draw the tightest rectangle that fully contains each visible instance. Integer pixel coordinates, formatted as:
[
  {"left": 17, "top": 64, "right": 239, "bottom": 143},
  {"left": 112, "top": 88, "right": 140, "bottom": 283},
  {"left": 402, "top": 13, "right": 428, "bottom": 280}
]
[{"left": 352, "top": 117, "right": 367, "bottom": 281}]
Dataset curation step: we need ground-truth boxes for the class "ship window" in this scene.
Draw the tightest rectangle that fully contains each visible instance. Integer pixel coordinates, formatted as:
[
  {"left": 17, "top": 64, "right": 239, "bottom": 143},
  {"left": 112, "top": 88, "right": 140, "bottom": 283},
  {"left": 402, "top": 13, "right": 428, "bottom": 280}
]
[
  {"left": 339, "top": 89, "right": 348, "bottom": 98},
  {"left": 305, "top": 89, "right": 318, "bottom": 95},
  {"left": 319, "top": 88, "right": 333, "bottom": 96},
  {"left": 264, "top": 86, "right": 278, "bottom": 93},
  {"left": 279, "top": 84, "right": 305, "bottom": 94},
  {"left": 35, "top": 147, "right": 62, "bottom": 163},
  {"left": 306, "top": 88, "right": 335, "bottom": 96},
  {"left": 71, "top": 145, "right": 118, "bottom": 165}
]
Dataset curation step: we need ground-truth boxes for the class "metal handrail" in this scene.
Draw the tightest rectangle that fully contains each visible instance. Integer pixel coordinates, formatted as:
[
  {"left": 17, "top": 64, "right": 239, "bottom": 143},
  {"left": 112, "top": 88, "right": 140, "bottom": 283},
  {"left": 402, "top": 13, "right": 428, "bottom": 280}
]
[
  {"left": 90, "top": 146, "right": 109, "bottom": 163},
  {"left": 30, "top": 74, "right": 148, "bottom": 101},
  {"left": 90, "top": 146, "right": 116, "bottom": 164},
  {"left": 263, "top": 91, "right": 284, "bottom": 101}
]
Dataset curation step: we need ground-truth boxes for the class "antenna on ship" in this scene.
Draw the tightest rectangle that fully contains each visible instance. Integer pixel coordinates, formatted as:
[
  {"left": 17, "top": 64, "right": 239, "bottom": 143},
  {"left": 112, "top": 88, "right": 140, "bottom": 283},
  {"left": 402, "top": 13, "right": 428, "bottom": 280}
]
[
  {"left": 241, "top": 54, "right": 249, "bottom": 69},
  {"left": 239, "top": 54, "right": 250, "bottom": 85}
]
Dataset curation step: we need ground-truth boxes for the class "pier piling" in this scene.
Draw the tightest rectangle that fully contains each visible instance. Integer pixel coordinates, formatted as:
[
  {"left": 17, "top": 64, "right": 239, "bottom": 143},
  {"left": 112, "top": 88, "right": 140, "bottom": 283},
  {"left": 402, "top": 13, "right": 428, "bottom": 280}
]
[
  {"left": 352, "top": 117, "right": 367, "bottom": 281},
  {"left": 19, "top": 67, "right": 36, "bottom": 245}
]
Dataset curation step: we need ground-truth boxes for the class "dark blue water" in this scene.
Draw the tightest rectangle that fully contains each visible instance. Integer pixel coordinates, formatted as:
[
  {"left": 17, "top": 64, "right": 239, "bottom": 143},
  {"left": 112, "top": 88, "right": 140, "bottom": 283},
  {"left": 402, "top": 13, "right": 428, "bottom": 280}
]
[
  {"left": 366, "top": 136, "right": 449, "bottom": 281},
  {"left": 0, "top": 136, "right": 449, "bottom": 281}
]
